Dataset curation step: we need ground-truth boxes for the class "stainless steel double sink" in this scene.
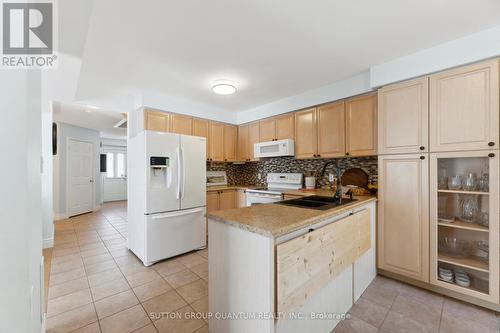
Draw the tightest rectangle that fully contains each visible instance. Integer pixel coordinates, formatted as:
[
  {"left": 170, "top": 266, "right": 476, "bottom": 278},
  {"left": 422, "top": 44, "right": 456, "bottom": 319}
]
[{"left": 277, "top": 195, "right": 357, "bottom": 210}]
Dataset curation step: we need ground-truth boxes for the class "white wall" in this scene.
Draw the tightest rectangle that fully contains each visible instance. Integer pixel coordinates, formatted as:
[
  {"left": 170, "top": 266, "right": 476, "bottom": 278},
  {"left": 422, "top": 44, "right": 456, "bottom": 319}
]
[
  {"left": 53, "top": 122, "right": 101, "bottom": 218},
  {"left": 0, "top": 71, "right": 43, "bottom": 332},
  {"left": 101, "top": 138, "right": 127, "bottom": 202},
  {"left": 370, "top": 25, "right": 500, "bottom": 87},
  {"left": 41, "top": 105, "right": 54, "bottom": 248},
  {"left": 237, "top": 71, "right": 373, "bottom": 124}
]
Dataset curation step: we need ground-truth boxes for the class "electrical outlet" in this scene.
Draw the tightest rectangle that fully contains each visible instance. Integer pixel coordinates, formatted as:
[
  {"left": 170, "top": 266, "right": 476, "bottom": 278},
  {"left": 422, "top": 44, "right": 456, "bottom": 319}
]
[{"left": 328, "top": 173, "right": 334, "bottom": 182}]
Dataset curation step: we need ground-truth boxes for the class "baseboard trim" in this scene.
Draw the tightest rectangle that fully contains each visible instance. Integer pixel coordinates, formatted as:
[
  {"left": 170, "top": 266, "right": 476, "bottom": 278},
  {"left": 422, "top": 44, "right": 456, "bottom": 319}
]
[
  {"left": 42, "top": 238, "right": 54, "bottom": 249},
  {"left": 93, "top": 205, "right": 102, "bottom": 212}
]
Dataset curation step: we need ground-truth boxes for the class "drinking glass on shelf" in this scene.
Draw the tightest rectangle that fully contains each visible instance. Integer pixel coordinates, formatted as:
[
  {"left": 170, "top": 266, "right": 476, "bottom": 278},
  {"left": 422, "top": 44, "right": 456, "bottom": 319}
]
[
  {"left": 448, "top": 175, "right": 462, "bottom": 190},
  {"left": 459, "top": 195, "right": 479, "bottom": 223},
  {"left": 477, "top": 212, "right": 489, "bottom": 227},
  {"left": 478, "top": 172, "right": 489, "bottom": 192},
  {"left": 438, "top": 168, "right": 448, "bottom": 190},
  {"left": 463, "top": 173, "right": 478, "bottom": 191}
]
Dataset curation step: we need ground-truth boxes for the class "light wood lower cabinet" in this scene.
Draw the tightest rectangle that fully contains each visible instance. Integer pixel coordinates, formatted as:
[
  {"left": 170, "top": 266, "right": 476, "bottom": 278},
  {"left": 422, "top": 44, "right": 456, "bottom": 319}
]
[
  {"left": 206, "top": 189, "right": 237, "bottom": 212},
  {"left": 378, "top": 154, "right": 429, "bottom": 282},
  {"left": 430, "top": 59, "right": 499, "bottom": 152}
]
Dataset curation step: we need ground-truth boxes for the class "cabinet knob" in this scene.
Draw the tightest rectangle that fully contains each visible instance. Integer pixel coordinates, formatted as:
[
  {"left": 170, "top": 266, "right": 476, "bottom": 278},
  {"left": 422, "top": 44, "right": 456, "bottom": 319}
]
[
  {"left": 420, "top": 156, "right": 425, "bottom": 160},
  {"left": 488, "top": 142, "right": 495, "bottom": 147},
  {"left": 346, "top": 152, "right": 350, "bottom": 156},
  {"left": 317, "top": 154, "right": 321, "bottom": 158},
  {"left": 419, "top": 146, "right": 425, "bottom": 150},
  {"left": 488, "top": 153, "right": 495, "bottom": 158}
]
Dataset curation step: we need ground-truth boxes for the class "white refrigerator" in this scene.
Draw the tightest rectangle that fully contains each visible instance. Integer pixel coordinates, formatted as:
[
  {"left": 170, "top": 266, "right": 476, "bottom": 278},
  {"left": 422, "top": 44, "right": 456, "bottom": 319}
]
[{"left": 128, "top": 131, "right": 206, "bottom": 266}]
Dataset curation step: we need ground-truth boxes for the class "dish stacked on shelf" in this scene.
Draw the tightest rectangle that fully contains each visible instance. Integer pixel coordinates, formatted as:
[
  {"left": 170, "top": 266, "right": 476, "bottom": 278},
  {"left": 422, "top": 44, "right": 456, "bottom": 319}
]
[{"left": 438, "top": 267, "right": 471, "bottom": 287}]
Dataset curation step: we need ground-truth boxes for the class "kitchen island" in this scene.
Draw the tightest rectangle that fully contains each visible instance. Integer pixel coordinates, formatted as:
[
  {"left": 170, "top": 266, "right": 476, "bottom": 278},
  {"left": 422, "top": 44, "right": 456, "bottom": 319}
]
[{"left": 207, "top": 195, "right": 377, "bottom": 333}]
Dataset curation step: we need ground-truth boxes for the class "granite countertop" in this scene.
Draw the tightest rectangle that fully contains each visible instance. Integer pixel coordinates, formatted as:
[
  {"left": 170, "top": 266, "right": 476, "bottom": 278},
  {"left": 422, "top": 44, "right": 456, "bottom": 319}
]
[{"left": 207, "top": 195, "right": 377, "bottom": 238}]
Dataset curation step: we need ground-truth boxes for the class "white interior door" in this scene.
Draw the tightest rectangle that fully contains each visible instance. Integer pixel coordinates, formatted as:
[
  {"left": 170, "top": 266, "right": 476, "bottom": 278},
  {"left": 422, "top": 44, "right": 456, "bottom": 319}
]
[{"left": 68, "top": 139, "right": 94, "bottom": 217}]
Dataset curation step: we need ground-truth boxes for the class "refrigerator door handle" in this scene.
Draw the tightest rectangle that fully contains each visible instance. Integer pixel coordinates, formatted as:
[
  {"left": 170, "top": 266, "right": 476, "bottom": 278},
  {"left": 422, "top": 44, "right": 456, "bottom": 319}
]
[
  {"left": 151, "top": 207, "right": 205, "bottom": 219},
  {"left": 176, "top": 147, "right": 182, "bottom": 199},
  {"left": 181, "top": 147, "right": 186, "bottom": 199}
]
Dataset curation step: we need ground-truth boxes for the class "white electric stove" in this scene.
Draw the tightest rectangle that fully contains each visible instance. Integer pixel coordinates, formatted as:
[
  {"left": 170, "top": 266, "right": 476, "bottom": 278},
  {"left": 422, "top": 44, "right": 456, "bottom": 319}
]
[{"left": 245, "top": 173, "right": 303, "bottom": 206}]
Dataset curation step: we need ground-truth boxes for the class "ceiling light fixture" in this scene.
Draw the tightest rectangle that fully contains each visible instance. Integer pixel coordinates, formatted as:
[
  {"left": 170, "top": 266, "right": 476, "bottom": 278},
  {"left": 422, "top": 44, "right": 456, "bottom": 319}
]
[
  {"left": 85, "top": 109, "right": 92, "bottom": 113},
  {"left": 211, "top": 80, "right": 237, "bottom": 95}
]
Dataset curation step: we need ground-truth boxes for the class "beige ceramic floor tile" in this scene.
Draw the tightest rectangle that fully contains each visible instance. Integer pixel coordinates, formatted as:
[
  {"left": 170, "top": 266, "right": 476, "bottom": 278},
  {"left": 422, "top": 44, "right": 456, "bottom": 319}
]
[
  {"left": 48, "top": 276, "right": 89, "bottom": 300},
  {"left": 176, "top": 280, "right": 208, "bottom": 304},
  {"left": 380, "top": 310, "right": 433, "bottom": 333},
  {"left": 153, "top": 260, "right": 185, "bottom": 277},
  {"left": 50, "top": 267, "right": 87, "bottom": 286},
  {"left": 125, "top": 269, "right": 162, "bottom": 288},
  {"left": 177, "top": 253, "right": 207, "bottom": 268},
  {"left": 69, "top": 322, "right": 101, "bottom": 333},
  {"left": 441, "top": 298, "right": 498, "bottom": 331},
  {"left": 153, "top": 305, "right": 205, "bottom": 333},
  {"left": 47, "top": 289, "right": 93, "bottom": 318},
  {"left": 94, "top": 290, "right": 139, "bottom": 319},
  {"left": 51, "top": 258, "right": 84, "bottom": 275},
  {"left": 46, "top": 303, "right": 97, "bottom": 333},
  {"left": 189, "top": 297, "right": 207, "bottom": 316},
  {"left": 192, "top": 325, "right": 208, "bottom": 333},
  {"left": 99, "top": 304, "right": 151, "bottom": 333},
  {"left": 389, "top": 295, "right": 440, "bottom": 331},
  {"left": 87, "top": 268, "right": 124, "bottom": 287},
  {"left": 84, "top": 260, "right": 117, "bottom": 275},
  {"left": 332, "top": 315, "right": 378, "bottom": 333},
  {"left": 83, "top": 253, "right": 114, "bottom": 266},
  {"left": 131, "top": 324, "right": 158, "bottom": 333},
  {"left": 189, "top": 263, "right": 208, "bottom": 279},
  {"left": 164, "top": 269, "right": 199, "bottom": 289},
  {"left": 90, "top": 276, "right": 130, "bottom": 301},
  {"left": 142, "top": 290, "right": 187, "bottom": 318},
  {"left": 349, "top": 296, "right": 388, "bottom": 328},
  {"left": 133, "top": 278, "right": 173, "bottom": 302}
]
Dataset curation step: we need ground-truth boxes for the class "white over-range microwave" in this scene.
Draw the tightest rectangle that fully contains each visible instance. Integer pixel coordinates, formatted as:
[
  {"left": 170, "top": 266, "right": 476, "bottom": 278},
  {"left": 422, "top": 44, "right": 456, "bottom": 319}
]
[{"left": 254, "top": 139, "right": 295, "bottom": 158}]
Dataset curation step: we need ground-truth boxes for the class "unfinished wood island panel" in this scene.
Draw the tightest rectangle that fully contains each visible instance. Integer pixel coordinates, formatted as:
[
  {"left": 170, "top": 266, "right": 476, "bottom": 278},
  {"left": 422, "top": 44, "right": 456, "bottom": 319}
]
[
  {"left": 192, "top": 118, "right": 210, "bottom": 160},
  {"left": 276, "top": 209, "right": 370, "bottom": 313},
  {"left": 317, "top": 101, "right": 346, "bottom": 158},
  {"left": 378, "top": 77, "right": 429, "bottom": 154},
  {"left": 430, "top": 59, "right": 499, "bottom": 152},
  {"left": 144, "top": 109, "right": 169, "bottom": 132},
  {"left": 209, "top": 122, "right": 225, "bottom": 162},
  {"left": 294, "top": 108, "right": 317, "bottom": 159},
  {"left": 170, "top": 114, "right": 192, "bottom": 135},
  {"left": 378, "top": 154, "right": 429, "bottom": 282},
  {"left": 223, "top": 125, "right": 238, "bottom": 162},
  {"left": 346, "top": 94, "right": 377, "bottom": 156},
  {"left": 275, "top": 114, "right": 295, "bottom": 140}
]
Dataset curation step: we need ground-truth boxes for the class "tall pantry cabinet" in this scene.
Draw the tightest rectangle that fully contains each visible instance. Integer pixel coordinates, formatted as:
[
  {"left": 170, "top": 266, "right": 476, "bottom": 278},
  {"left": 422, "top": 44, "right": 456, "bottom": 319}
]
[{"left": 378, "top": 58, "right": 500, "bottom": 305}]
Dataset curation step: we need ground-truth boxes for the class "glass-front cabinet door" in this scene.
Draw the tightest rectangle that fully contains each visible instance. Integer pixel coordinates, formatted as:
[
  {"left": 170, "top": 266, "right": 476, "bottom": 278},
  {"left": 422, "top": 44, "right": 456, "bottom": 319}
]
[{"left": 430, "top": 151, "right": 499, "bottom": 303}]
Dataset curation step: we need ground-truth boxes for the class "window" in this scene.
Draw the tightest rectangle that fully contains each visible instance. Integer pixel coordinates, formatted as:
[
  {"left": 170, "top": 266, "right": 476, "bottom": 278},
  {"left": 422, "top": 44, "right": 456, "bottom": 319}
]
[{"left": 105, "top": 152, "right": 127, "bottom": 178}]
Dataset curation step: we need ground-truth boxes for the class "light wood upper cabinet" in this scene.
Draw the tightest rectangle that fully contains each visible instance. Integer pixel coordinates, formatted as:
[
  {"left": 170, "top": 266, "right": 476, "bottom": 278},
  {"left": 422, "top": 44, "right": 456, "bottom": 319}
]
[
  {"left": 238, "top": 124, "right": 249, "bottom": 161},
  {"left": 378, "top": 77, "right": 429, "bottom": 154},
  {"left": 170, "top": 114, "right": 192, "bottom": 135},
  {"left": 248, "top": 121, "right": 260, "bottom": 161},
  {"left": 209, "top": 122, "right": 225, "bottom": 162},
  {"left": 219, "top": 190, "right": 236, "bottom": 210},
  {"left": 430, "top": 59, "right": 499, "bottom": 152},
  {"left": 346, "top": 94, "right": 377, "bottom": 156},
  {"left": 259, "top": 118, "right": 276, "bottom": 142},
  {"left": 144, "top": 109, "right": 169, "bottom": 132},
  {"left": 223, "top": 125, "right": 238, "bottom": 162},
  {"left": 317, "top": 101, "right": 346, "bottom": 158},
  {"left": 294, "top": 108, "right": 317, "bottom": 159},
  {"left": 378, "top": 154, "right": 429, "bottom": 282},
  {"left": 206, "top": 191, "right": 219, "bottom": 212},
  {"left": 193, "top": 118, "right": 210, "bottom": 160},
  {"left": 275, "top": 114, "right": 294, "bottom": 140}
]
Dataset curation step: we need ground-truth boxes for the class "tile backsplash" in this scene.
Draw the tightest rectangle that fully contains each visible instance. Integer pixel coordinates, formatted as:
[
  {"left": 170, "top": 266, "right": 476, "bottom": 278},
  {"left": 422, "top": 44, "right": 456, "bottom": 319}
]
[{"left": 207, "top": 156, "right": 378, "bottom": 189}]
